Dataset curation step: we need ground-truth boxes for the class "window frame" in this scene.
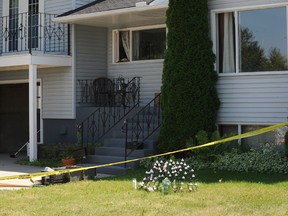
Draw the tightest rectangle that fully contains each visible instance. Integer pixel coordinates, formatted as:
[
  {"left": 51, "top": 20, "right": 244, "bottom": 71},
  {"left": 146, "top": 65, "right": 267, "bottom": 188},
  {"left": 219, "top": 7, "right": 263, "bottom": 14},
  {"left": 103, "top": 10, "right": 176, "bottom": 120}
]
[
  {"left": 112, "top": 24, "right": 167, "bottom": 64},
  {"left": 2, "top": 0, "right": 44, "bottom": 52},
  {"left": 218, "top": 123, "right": 286, "bottom": 148},
  {"left": 211, "top": 3, "right": 288, "bottom": 76}
]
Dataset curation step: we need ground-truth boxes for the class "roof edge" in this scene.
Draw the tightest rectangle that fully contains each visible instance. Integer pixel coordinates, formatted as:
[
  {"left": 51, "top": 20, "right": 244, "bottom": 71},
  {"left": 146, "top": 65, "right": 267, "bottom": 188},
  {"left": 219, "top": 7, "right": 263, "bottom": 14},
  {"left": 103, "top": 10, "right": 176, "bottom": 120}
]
[
  {"left": 58, "top": 0, "right": 104, "bottom": 17},
  {"left": 54, "top": 4, "right": 168, "bottom": 24},
  {"left": 58, "top": 0, "right": 155, "bottom": 18}
]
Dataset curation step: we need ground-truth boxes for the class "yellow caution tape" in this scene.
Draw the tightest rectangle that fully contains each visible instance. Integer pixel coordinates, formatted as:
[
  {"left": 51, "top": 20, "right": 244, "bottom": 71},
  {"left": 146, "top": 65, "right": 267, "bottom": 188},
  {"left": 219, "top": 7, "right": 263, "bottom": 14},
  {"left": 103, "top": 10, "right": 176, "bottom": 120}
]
[{"left": 0, "top": 122, "right": 287, "bottom": 181}]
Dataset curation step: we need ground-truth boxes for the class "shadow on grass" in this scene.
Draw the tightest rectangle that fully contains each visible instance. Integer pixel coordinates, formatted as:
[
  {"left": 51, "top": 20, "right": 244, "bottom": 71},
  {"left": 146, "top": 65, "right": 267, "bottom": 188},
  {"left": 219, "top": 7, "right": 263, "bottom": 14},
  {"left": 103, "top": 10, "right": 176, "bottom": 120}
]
[{"left": 105, "top": 167, "right": 288, "bottom": 184}]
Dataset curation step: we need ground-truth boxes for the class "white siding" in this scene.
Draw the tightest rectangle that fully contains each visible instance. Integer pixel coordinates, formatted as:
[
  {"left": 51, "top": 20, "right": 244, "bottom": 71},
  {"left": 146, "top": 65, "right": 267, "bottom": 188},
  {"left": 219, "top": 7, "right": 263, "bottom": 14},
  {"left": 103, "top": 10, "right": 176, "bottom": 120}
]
[
  {"left": 45, "top": 0, "right": 94, "bottom": 14},
  {"left": 208, "top": 0, "right": 288, "bottom": 10},
  {"left": 75, "top": 0, "right": 94, "bottom": 9},
  {"left": 76, "top": 25, "right": 107, "bottom": 80},
  {"left": 0, "top": 67, "right": 74, "bottom": 119},
  {"left": 39, "top": 68, "right": 73, "bottom": 119},
  {"left": 217, "top": 74, "right": 288, "bottom": 124},
  {"left": 36, "top": 0, "right": 74, "bottom": 119},
  {"left": 107, "top": 28, "right": 164, "bottom": 105},
  {"left": 0, "top": 0, "right": 2, "bottom": 16},
  {"left": 75, "top": 25, "right": 107, "bottom": 103},
  {"left": 45, "top": 0, "right": 72, "bottom": 14}
]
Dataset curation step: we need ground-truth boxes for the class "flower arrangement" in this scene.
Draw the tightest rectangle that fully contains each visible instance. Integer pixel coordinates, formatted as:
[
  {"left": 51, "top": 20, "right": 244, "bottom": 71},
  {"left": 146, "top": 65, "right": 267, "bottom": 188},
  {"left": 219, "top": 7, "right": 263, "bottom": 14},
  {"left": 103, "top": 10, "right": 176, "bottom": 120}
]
[{"left": 138, "top": 158, "right": 198, "bottom": 193}]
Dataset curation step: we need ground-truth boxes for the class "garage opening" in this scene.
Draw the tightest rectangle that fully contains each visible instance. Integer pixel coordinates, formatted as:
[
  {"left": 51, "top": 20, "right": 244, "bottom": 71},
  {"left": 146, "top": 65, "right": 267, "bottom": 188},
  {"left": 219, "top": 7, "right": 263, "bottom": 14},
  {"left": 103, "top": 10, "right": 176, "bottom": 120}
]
[{"left": 0, "top": 83, "right": 41, "bottom": 153}]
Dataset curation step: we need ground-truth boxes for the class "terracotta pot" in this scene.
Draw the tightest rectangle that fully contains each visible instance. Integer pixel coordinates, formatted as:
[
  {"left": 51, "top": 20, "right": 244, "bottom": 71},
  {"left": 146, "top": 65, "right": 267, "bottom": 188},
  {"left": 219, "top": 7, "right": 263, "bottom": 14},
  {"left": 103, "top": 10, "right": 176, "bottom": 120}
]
[{"left": 62, "top": 158, "right": 77, "bottom": 166}]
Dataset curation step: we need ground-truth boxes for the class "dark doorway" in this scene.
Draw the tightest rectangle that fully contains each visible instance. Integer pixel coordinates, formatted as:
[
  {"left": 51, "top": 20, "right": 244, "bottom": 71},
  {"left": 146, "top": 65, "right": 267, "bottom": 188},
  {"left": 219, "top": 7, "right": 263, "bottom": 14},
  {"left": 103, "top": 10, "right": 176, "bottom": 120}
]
[{"left": 0, "top": 83, "right": 29, "bottom": 153}]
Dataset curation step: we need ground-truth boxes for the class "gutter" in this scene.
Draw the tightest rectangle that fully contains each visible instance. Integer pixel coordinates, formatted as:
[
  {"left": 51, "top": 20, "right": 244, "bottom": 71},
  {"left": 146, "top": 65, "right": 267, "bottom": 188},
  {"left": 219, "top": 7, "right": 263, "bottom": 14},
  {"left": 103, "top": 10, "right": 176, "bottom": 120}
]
[{"left": 54, "top": 4, "right": 168, "bottom": 24}]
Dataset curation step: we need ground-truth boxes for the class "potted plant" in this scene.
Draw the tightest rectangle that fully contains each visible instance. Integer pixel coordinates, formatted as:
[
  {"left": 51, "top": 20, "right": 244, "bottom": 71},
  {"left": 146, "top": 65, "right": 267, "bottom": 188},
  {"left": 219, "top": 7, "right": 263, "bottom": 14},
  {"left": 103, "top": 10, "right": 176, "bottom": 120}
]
[
  {"left": 61, "top": 156, "right": 77, "bottom": 166},
  {"left": 117, "top": 75, "right": 126, "bottom": 91},
  {"left": 60, "top": 148, "right": 77, "bottom": 166}
]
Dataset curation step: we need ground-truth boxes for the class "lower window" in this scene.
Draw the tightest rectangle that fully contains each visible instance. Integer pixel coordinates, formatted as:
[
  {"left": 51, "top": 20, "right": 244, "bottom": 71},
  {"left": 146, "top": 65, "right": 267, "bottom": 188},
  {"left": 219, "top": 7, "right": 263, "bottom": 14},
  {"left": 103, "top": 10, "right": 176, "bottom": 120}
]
[{"left": 219, "top": 124, "right": 287, "bottom": 151}]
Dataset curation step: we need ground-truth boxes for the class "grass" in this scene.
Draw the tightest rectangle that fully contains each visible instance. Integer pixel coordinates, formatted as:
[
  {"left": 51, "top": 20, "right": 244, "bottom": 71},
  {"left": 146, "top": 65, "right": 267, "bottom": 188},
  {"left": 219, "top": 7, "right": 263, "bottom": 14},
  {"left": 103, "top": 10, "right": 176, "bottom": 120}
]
[{"left": 0, "top": 168, "right": 288, "bottom": 216}]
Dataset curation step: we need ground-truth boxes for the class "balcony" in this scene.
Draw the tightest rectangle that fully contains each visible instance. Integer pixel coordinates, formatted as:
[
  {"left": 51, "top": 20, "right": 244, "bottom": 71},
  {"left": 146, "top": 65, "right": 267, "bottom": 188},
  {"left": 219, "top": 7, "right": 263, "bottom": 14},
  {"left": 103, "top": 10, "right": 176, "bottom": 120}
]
[{"left": 0, "top": 12, "right": 69, "bottom": 55}]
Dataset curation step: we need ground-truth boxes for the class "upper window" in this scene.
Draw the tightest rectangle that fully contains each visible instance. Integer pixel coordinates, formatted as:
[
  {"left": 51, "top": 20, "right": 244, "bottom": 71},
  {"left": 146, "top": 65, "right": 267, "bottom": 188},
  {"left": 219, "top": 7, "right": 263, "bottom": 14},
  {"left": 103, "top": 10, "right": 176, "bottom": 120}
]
[
  {"left": 113, "top": 26, "right": 166, "bottom": 63},
  {"left": 216, "top": 7, "right": 288, "bottom": 73},
  {"left": 29, "top": 0, "right": 39, "bottom": 49}
]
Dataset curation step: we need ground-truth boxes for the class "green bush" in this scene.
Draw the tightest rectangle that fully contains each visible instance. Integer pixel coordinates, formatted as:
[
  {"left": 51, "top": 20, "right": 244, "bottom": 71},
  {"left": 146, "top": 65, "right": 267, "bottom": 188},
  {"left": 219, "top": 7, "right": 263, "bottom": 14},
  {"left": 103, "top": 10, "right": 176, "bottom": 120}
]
[
  {"left": 158, "top": 0, "right": 219, "bottom": 153},
  {"left": 186, "top": 130, "right": 232, "bottom": 161},
  {"left": 38, "top": 143, "right": 81, "bottom": 160},
  {"left": 212, "top": 143, "right": 288, "bottom": 174}
]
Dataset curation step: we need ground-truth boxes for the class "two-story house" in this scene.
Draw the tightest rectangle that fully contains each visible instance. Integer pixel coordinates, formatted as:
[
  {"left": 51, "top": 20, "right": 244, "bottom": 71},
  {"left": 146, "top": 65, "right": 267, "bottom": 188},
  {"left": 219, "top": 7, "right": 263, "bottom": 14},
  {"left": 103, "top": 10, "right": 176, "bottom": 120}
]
[{"left": 2, "top": 0, "right": 288, "bottom": 163}]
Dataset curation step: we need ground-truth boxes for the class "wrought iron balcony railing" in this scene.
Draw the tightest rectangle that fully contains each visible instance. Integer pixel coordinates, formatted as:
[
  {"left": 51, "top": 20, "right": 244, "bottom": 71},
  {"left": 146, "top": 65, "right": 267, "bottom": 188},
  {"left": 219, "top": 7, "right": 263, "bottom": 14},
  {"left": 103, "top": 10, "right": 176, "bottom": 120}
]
[
  {"left": 78, "top": 77, "right": 141, "bottom": 146},
  {"left": 77, "top": 77, "right": 141, "bottom": 107},
  {"left": 0, "top": 12, "right": 69, "bottom": 55}
]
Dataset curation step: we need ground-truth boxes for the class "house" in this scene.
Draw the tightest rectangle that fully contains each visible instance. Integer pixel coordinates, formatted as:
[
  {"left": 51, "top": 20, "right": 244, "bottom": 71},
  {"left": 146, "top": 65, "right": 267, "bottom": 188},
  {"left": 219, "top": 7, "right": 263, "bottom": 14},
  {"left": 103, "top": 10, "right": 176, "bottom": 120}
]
[
  {"left": 1, "top": 0, "right": 287, "bottom": 163},
  {"left": 55, "top": 0, "right": 288, "bottom": 151},
  {"left": 0, "top": 0, "right": 95, "bottom": 161}
]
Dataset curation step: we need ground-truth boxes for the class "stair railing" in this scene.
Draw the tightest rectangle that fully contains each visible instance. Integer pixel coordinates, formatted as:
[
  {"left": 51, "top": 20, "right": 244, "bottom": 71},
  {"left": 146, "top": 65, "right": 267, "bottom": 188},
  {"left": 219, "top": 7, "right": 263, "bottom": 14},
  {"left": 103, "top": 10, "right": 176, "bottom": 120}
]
[
  {"left": 78, "top": 77, "right": 141, "bottom": 148},
  {"left": 123, "top": 93, "right": 162, "bottom": 166}
]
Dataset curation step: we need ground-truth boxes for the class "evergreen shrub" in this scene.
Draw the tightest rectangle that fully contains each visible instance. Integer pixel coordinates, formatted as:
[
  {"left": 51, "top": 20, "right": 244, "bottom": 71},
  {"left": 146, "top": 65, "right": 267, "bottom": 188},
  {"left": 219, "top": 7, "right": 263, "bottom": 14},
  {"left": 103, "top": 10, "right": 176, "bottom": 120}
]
[{"left": 158, "top": 0, "right": 220, "bottom": 152}]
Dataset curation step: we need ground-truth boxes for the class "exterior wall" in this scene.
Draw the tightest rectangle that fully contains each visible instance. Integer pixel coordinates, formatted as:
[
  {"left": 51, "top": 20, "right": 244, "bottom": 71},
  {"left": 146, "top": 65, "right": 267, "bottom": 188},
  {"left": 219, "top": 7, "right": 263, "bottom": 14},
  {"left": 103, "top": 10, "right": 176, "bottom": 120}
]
[
  {"left": 43, "top": 119, "right": 77, "bottom": 144},
  {"left": 0, "top": 0, "right": 2, "bottom": 16},
  {"left": 75, "top": 0, "right": 95, "bottom": 9},
  {"left": 107, "top": 28, "right": 164, "bottom": 105},
  {"left": 208, "top": 0, "right": 287, "bottom": 10},
  {"left": 45, "top": 0, "right": 94, "bottom": 14},
  {"left": 75, "top": 25, "right": 107, "bottom": 81},
  {"left": 0, "top": 67, "right": 74, "bottom": 119},
  {"left": 75, "top": 25, "right": 108, "bottom": 110},
  {"left": 45, "top": 0, "right": 73, "bottom": 14},
  {"left": 39, "top": 67, "right": 74, "bottom": 119},
  {"left": 217, "top": 74, "right": 288, "bottom": 124},
  {"left": 209, "top": 0, "right": 288, "bottom": 125}
]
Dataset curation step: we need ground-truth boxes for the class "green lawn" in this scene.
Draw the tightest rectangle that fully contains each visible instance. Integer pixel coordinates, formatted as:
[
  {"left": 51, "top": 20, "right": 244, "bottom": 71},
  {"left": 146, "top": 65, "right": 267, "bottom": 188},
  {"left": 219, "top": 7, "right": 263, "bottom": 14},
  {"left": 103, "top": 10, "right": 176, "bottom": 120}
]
[{"left": 0, "top": 168, "right": 288, "bottom": 216}]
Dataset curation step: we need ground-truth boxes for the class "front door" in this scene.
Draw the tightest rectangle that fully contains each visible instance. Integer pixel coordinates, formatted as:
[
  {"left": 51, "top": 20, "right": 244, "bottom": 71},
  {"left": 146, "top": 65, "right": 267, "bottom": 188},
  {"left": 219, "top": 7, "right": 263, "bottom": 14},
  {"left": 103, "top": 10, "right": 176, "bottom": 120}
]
[{"left": 2, "top": 0, "right": 43, "bottom": 52}]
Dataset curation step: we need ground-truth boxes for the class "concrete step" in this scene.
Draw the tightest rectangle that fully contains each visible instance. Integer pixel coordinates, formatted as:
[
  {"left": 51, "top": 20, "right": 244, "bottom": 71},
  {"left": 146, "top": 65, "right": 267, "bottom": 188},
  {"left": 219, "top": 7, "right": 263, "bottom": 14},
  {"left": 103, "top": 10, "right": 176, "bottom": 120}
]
[
  {"left": 97, "top": 165, "right": 128, "bottom": 175},
  {"left": 103, "top": 138, "right": 155, "bottom": 149},
  {"left": 95, "top": 146, "right": 153, "bottom": 157},
  {"left": 103, "top": 138, "right": 125, "bottom": 147}
]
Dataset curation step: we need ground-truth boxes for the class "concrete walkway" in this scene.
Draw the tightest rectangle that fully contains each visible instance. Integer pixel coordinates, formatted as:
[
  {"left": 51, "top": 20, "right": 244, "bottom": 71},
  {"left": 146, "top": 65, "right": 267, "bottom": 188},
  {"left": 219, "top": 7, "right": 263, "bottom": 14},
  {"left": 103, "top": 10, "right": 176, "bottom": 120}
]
[
  {"left": 0, "top": 154, "right": 112, "bottom": 190},
  {"left": 0, "top": 154, "right": 44, "bottom": 190}
]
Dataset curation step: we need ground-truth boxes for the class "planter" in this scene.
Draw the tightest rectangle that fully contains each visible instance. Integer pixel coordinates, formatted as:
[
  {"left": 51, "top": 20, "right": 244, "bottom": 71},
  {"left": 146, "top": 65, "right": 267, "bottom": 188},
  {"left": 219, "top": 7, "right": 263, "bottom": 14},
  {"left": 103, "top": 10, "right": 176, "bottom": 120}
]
[{"left": 62, "top": 158, "right": 77, "bottom": 166}]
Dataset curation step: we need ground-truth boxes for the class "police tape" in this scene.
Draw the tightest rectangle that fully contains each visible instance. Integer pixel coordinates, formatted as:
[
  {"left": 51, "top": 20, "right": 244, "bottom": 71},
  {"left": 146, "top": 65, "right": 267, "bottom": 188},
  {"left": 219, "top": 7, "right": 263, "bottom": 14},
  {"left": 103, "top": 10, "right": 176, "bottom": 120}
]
[{"left": 1, "top": 122, "right": 287, "bottom": 181}]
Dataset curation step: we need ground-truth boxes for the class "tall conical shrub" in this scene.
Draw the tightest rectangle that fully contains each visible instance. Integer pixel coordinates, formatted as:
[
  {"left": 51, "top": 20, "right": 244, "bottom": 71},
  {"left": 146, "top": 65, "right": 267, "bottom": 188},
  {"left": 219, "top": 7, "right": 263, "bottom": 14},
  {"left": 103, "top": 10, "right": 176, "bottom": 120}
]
[{"left": 158, "top": 0, "right": 220, "bottom": 152}]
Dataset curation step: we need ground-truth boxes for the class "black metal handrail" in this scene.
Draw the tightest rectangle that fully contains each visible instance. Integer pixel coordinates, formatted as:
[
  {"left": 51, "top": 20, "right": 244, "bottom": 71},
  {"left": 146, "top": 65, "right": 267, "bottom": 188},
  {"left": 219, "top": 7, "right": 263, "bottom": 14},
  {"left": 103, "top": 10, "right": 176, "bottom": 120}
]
[
  {"left": 77, "top": 77, "right": 140, "bottom": 106},
  {"left": 123, "top": 93, "right": 162, "bottom": 165},
  {"left": 0, "top": 12, "right": 69, "bottom": 54},
  {"left": 78, "top": 77, "right": 141, "bottom": 147}
]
